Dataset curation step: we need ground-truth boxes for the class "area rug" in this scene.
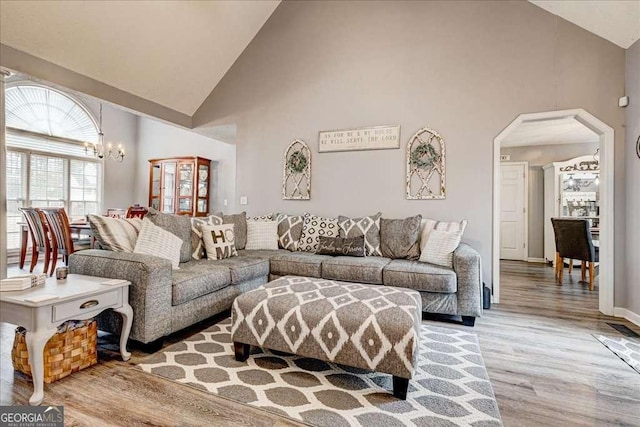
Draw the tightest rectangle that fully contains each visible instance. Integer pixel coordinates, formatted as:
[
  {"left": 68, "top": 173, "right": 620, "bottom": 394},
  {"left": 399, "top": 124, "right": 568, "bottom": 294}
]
[
  {"left": 138, "top": 318, "right": 502, "bottom": 426},
  {"left": 594, "top": 335, "right": 640, "bottom": 374}
]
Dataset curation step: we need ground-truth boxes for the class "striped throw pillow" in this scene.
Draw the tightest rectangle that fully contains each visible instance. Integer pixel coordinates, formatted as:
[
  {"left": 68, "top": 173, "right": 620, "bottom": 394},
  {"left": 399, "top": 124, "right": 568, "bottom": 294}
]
[
  {"left": 419, "top": 219, "right": 467, "bottom": 253},
  {"left": 419, "top": 228, "right": 463, "bottom": 267},
  {"left": 134, "top": 218, "right": 182, "bottom": 269},
  {"left": 88, "top": 215, "right": 142, "bottom": 252}
]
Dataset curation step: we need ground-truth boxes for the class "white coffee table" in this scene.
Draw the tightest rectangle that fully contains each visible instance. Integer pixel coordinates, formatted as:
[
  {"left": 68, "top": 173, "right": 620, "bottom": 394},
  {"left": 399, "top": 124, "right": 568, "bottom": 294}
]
[{"left": 0, "top": 274, "right": 133, "bottom": 406}]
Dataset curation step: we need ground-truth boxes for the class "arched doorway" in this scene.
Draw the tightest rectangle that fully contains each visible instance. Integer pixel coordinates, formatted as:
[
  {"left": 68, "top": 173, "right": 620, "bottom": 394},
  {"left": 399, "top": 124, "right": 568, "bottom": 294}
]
[{"left": 492, "top": 109, "right": 614, "bottom": 315}]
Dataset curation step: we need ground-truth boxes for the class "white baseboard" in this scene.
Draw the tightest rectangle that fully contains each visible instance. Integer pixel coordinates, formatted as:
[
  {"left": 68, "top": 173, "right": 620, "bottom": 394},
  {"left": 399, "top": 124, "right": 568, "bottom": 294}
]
[
  {"left": 527, "top": 257, "right": 546, "bottom": 263},
  {"left": 614, "top": 307, "right": 640, "bottom": 327}
]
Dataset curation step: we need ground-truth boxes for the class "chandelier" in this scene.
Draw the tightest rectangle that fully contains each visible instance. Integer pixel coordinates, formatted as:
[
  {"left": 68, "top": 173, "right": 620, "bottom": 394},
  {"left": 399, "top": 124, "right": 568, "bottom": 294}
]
[{"left": 84, "top": 103, "right": 125, "bottom": 162}]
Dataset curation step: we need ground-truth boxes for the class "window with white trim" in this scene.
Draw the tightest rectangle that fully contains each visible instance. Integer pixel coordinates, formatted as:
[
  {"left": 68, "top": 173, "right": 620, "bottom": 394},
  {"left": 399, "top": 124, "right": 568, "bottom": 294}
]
[{"left": 4, "top": 84, "right": 102, "bottom": 251}]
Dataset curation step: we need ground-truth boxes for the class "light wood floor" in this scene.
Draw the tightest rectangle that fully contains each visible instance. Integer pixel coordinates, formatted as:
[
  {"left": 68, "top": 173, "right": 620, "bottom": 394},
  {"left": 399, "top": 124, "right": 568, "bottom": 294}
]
[{"left": 1, "top": 261, "right": 639, "bottom": 426}]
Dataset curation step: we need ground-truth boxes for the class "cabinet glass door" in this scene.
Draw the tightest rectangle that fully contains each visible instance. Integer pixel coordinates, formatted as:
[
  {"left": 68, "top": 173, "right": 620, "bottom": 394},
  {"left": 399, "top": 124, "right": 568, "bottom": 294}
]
[
  {"left": 150, "top": 164, "right": 161, "bottom": 211},
  {"left": 162, "top": 162, "right": 176, "bottom": 213},
  {"left": 177, "top": 162, "right": 194, "bottom": 214},
  {"left": 197, "top": 164, "right": 209, "bottom": 214}
]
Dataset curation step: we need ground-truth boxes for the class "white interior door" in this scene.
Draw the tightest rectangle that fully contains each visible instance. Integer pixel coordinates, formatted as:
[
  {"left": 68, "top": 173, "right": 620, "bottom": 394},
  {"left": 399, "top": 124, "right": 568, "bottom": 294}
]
[{"left": 500, "top": 162, "right": 527, "bottom": 260}]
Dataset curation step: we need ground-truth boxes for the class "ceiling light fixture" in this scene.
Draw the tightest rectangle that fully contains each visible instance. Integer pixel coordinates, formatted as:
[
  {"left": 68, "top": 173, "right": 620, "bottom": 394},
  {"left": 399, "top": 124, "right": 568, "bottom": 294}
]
[{"left": 84, "top": 103, "right": 125, "bottom": 162}]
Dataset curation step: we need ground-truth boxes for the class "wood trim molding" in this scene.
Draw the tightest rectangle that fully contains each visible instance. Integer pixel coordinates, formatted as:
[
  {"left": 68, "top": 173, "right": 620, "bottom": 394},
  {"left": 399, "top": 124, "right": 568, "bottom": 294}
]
[
  {"left": 527, "top": 258, "right": 546, "bottom": 263},
  {"left": 493, "top": 109, "right": 615, "bottom": 317},
  {"left": 613, "top": 307, "right": 640, "bottom": 327}
]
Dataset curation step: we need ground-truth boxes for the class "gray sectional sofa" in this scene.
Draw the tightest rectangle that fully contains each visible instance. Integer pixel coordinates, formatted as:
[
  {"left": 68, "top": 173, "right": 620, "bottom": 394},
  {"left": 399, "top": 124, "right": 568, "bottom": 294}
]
[{"left": 69, "top": 243, "right": 483, "bottom": 346}]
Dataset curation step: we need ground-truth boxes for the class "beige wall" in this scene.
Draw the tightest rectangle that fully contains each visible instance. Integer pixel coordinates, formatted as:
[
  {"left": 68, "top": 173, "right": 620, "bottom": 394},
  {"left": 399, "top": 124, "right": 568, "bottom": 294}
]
[
  {"left": 501, "top": 143, "right": 598, "bottom": 259},
  {"left": 192, "top": 0, "right": 626, "bottom": 289},
  {"left": 625, "top": 39, "right": 640, "bottom": 315},
  {"left": 134, "top": 117, "right": 236, "bottom": 214}
]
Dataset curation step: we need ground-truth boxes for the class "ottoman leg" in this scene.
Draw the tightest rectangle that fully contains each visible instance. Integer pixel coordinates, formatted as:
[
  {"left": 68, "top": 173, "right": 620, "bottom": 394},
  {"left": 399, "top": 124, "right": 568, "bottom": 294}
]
[
  {"left": 393, "top": 376, "right": 410, "bottom": 400},
  {"left": 233, "top": 342, "right": 250, "bottom": 361}
]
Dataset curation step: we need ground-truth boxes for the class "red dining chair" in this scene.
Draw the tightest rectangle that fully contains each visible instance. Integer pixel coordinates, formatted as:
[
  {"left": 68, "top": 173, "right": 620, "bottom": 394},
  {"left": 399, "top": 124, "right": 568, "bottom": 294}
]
[
  {"left": 19, "top": 207, "right": 53, "bottom": 274},
  {"left": 39, "top": 208, "right": 79, "bottom": 276},
  {"left": 126, "top": 205, "right": 148, "bottom": 219}
]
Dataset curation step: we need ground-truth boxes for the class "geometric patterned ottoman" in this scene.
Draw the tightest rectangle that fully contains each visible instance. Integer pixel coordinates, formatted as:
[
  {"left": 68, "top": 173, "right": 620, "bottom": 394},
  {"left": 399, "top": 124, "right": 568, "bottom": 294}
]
[{"left": 231, "top": 275, "right": 422, "bottom": 399}]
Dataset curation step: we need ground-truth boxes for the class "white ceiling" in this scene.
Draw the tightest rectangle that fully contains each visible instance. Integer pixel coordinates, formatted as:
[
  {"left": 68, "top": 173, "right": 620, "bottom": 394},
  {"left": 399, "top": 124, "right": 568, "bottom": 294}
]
[
  {"left": 529, "top": 0, "right": 640, "bottom": 48},
  {"left": 0, "top": 1, "right": 280, "bottom": 116},
  {"left": 501, "top": 117, "right": 599, "bottom": 147}
]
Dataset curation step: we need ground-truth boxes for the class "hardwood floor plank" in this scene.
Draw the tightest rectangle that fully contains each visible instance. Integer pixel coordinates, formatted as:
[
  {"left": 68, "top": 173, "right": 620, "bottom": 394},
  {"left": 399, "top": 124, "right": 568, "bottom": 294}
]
[{"left": 2, "top": 260, "right": 639, "bottom": 426}]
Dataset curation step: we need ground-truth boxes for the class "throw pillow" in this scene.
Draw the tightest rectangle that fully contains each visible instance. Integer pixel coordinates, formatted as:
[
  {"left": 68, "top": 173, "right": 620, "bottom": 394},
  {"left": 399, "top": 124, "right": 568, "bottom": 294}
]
[
  {"left": 338, "top": 212, "right": 382, "bottom": 256},
  {"left": 145, "top": 207, "right": 192, "bottom": 263},
  {"left": 380, "top": 215, "right": 423, "bottom": 260},
  {"left": 215, "top": 212, "right": 247, "bottom": 250},
  {"left": 245, "top": 221, "right": 279, "bottom": 250},
  {"left": 419, "top": 228, "right": 463, "bottom": 267},
  {"left": 88, "top": 215, "right": 142, "bottom": 252},
  {"left": 133, "top": 218, "right": 182, "bottom": 269},
  {"left": 419, "top": 219, "right": 468, "bottom": 253},
  {"left": 190, "top": 215, "right": 224, "bottom": 260},
  {"left": 202, "top": 224, "right": 238, "bottom": 259},
  {"left": 297, "top": 213, "right": 339, "bottom": 253},
  {"left": 275, "top": 213, "right": 304, "bottom": 251},
  {"left": 248, "top": 214, "right": 273, "bottom": 221},
  {"left": 316, "top": 235, "right": 366, "bottom": 257}
]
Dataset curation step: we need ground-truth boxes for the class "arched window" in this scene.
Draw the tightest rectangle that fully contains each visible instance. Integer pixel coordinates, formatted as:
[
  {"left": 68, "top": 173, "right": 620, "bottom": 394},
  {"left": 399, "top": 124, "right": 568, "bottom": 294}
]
[
  {"left": 5, "top": 84, "right": 103, "bottom": 251},
  {"left": 6, "top": 85, "right": 99, "bottom": 143}
]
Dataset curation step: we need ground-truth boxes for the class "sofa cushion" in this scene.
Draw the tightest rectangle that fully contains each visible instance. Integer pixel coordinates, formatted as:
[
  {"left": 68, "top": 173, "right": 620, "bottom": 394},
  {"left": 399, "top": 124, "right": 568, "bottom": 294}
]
[
  {"left": 134, "top": 218, "right": 182, "bottom": 270},
  {"left": 146, "top": 208, "right": 193, "bottom": 263},
  {"left": 322, "top": 256, "right": 392, "bottom": 284},
  {"left": 239, "top": 249, "right": 289, "bottom": 258},
  {"left": 222, "top": 212, "right": 248, "bottom": 250},
  {"left": 316, "top": 235, "right": 365, "bottom": 257},
  {"left": 211, "top": 254, "right": 270, "bottom": 284},
  {"left": 338, "top": 212, "right": 382, "bottom": 256},
  {"left": 275, "top": 213, "right": 304, "bottom": 251},
  {"left": 245, "top": 220, "right": 279, "bottom": 250},
  {"left": 383, "top": 259, "right": 457, "bottom": 293},
  {"left": 202, "top": 224, "right": 238, "bottom": 259},
  {"left": 297, "top": 213, "right": 339, "bottom": 253},
  {"left": 380, "top": 215, "right": 422, "bottom": 260},
  {"left": 270, "top": 252, "right": 333, "bottom": 278},
  {"left": 172, "top": 260, "right": 232, "bottom": 305}
]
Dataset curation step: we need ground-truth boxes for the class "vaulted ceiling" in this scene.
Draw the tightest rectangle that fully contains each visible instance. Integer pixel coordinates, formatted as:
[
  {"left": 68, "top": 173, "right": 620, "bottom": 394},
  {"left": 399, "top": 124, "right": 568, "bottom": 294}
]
[
  {"left": 1, "top": 0, "right": 638, "bottom": 126},
  {"left": 0, "top": 0, "right": 280, "bottom": 116}
]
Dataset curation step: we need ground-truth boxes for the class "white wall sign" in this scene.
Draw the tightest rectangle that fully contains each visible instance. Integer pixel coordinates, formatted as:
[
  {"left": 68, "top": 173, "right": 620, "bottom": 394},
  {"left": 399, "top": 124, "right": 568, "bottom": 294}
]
[
  {"left": 500, "top": 154, "right": 511, "bottom": 161},
  {"left": 318, "top": 125, "right": 400, "bottom": 153}
]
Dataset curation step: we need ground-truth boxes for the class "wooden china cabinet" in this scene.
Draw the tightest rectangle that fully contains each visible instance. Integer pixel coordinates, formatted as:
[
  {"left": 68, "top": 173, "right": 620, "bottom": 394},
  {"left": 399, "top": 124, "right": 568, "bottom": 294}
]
[{"left": 148, "top": 157, "right": 211, "bottom": 217}]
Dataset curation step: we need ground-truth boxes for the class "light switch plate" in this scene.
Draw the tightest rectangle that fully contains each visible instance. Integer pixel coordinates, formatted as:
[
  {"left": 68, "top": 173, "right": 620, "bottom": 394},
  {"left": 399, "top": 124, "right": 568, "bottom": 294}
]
[{"left": 240, "top": 196, "right": 248, "bottom": 205}]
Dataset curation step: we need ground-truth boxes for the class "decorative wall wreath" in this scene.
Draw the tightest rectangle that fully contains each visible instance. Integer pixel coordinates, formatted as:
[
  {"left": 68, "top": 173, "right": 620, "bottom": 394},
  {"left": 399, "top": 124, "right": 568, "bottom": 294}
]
[
  {"left": 287, "top": 150, "right": 308, "bottom": 174},
  {"left": 636, "top": 135, "right": 640, "bottom": 159},
  {"left": 410, "top": 143, "right": 440, "bottom": 170}
]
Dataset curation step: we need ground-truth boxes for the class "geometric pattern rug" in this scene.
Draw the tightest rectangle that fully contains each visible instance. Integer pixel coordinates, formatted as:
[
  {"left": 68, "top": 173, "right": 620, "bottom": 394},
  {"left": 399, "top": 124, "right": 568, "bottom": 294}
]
[
  {"left": 594, "top": 335, "right": 640, "bottom": 374},
  {"left": 138, "top": 318, "right": 502, "bottom": 426}
]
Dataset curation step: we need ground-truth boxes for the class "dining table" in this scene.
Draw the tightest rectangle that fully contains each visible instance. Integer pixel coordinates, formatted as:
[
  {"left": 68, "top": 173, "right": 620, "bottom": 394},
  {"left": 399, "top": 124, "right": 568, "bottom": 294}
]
[{"left": 17, "top": 221, "right": 93, "bottom": 269}]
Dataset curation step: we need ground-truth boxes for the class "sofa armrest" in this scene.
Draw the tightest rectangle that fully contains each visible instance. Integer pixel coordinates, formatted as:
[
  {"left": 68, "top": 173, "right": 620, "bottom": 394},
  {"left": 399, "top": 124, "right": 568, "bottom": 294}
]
[
  {"left": 68, "top": 249, "right": 173, "bottom": 343},
  {"left": 452, "top": 243, "right": 483, "bottom": 317}
]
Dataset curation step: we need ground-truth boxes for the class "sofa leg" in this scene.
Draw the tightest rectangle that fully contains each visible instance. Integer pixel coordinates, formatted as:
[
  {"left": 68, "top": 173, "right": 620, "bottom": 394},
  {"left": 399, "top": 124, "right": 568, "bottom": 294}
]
[
  {"left": 393, "top": 376, "right": 409, "bottom": 400},
  {"left": 234, "top": 342, "right": 250, "bottom": 361},
  {"left": 461, "top": 316, "right": 476, "bottom": 327},
  {"left": 140, "top": 338, "right": 164, "bottom": 353}
]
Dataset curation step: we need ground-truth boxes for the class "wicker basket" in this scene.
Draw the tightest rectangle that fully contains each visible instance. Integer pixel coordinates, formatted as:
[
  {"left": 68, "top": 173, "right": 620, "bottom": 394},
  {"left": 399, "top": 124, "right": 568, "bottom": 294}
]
[{"left": 11, "top": 320, "right": 98, "bottom": 383}]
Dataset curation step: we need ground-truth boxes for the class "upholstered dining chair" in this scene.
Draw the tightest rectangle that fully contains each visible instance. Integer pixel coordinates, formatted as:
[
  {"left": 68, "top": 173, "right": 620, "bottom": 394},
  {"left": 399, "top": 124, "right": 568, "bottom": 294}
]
[
  {"left": 551, "top": 218, "right": 599, "bottom": 290},
  {"left": 39, "top": 207, "right": 84, "bottom": 276},
  {"left": 19, "top": 207, "right": 53, "bottom": 274},
  {"left": 126, "top": 205, "right": 148, "bottom": 219}
]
